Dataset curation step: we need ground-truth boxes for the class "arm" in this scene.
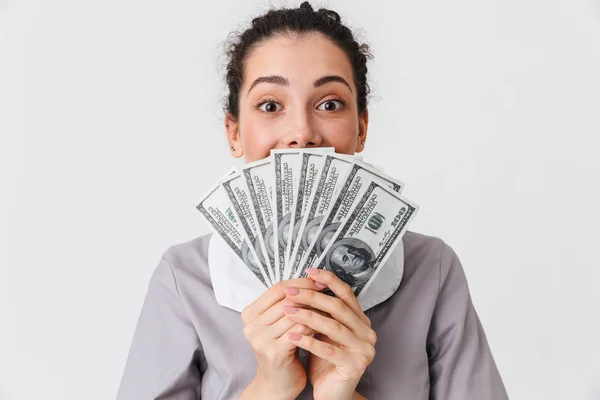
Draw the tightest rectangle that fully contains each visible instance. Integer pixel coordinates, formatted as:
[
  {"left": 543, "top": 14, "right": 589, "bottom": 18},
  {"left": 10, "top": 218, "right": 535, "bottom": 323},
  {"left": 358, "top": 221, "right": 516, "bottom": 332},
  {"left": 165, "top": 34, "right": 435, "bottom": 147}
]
[
  {"left": 116, "top": 257, "right": 204, "bottom": 400},
  {"left": 427, "top": 243, "right": 509, "bottom": 400}
]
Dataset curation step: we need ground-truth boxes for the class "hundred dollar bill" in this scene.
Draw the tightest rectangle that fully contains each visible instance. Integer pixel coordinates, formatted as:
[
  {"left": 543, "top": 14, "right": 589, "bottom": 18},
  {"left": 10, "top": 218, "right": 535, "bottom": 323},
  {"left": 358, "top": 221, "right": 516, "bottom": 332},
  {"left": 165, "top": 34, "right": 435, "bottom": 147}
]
[
  {"left": 241, "top": 156, "right": 278, "bottom": 282},
  {"left": 271, "top": 149, "right": 303, "bottom": 284},
  {"left": 288, "top": 153, "right": 355, "bottom": 279},
  {"left": 196, "top": 183, "right": 270, "bottom": 288},
  {"left": 299, "top": 162, "right": 405, "bottom": 273},
  {"left": 312, "top": 180, "right": 418, "bottom": 297},
  {"left": 220, "top": 169, "right": 272, "bottom": 287},
  {"left": 281, "top": 148, "right": 333, "bottom": 279}
]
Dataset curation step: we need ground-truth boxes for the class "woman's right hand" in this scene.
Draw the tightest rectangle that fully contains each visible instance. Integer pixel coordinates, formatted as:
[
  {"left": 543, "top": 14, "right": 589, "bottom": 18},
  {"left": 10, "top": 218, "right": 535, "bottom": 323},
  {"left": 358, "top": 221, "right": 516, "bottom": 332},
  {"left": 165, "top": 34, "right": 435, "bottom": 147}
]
[{"left": 238, "top": 279, "right": 320, "bottom": 400}]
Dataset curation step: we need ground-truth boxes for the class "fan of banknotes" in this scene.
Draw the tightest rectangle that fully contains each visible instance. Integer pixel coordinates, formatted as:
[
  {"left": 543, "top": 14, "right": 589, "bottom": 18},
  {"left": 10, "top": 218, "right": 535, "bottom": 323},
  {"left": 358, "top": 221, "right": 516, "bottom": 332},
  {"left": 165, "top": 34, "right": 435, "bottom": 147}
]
[{"left": 196, "top": 148, "right": 419, "bottom": 298}]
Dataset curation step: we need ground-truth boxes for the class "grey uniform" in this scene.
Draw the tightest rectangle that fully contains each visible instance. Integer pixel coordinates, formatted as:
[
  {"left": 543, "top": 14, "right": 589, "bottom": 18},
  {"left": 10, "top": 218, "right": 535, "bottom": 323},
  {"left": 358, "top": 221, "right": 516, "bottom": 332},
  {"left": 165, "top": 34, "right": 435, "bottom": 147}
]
[{"left": 116, "top": 231, "right": 509, "bottom": 399}]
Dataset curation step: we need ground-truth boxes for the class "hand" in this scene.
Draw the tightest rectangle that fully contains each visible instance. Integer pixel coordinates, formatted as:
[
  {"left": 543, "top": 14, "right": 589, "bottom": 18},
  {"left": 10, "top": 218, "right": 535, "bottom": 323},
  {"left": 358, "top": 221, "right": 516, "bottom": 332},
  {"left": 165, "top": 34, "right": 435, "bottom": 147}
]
[
  {"left": 238, "top": 279, "right": 318, "bottom": 400},
  {"left": 282, "top": 269, "right": 376, "bottom": 400}
]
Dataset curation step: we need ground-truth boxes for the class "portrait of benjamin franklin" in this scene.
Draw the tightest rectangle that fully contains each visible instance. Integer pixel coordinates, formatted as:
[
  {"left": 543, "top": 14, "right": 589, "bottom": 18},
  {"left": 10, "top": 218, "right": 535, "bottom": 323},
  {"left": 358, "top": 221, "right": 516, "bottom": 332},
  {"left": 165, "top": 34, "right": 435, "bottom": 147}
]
[
  {"left": 277, "top": 213, "right": 292, "bottom": 251},
  {"left": 253, "top": 236, "right": 270, "bottom": 269},
  {"left": 315, "top": 222, "right": 341, "bottom": 256},
  {"left": 241, "top": 239, "right": 262, "bottom": 277},
  {"left": 301, "top": 216, "right": 324, "bottom": 249},
  {"left": 263, "top": 222, "right": 276, "bottom": 259},
  {"left": 325, "top": 237, "right": 376, "bottom": 288},
  {"left": 291, "top": 215, "right": 303, "bottom": 248}
]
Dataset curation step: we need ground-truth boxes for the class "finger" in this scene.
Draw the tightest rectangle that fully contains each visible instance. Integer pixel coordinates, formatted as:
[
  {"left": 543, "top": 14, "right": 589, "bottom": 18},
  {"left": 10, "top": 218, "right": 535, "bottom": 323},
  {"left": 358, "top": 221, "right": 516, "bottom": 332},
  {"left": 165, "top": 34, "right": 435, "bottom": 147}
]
[
  {"left": 305, "top": 268, "right": 371, "bottom": 327},
  {"left": 245, "top": 299, "right": 324, "bottom": 343},
  {"left": 283, "top": 306, "right": 363, "bottom": 349},
  {"left": 242, "top": 284, "right": 285, "bottom": 323},
  {"left": 253, "top": 294, "right": 326, "bottom": 330},
  {"left": 274, "top": 323, "right": 314, "bottom": 352},
  {"left": 285, "top": 323, "right": 315, "bottom": 337},
  {"left": 288, "top": 334, "right": 375, "bottom": 375},
  {"left": 253, "top": 299, "right": 286, "bottom": 326},
  {"left": 245, "top": 318, "right": 314, "bottom": 355},
  {"left": 287, "top": 333, "right": 348, "bottom": 366},
  {"left": 282, "top": 277, "right": 325, "bottom": 289},
  {"left": 284, "top": 287, "right": 375, "bottom": 343},
  {"left": 266, "top": 314, "right": 317, "bottom": 338},
  {"left": 256, "top": 298, "right": 298, "bottom": 326},
  {"left": 266, "top": 315, "right": 296, "bottom": 338},
  {"left": 242, "top": 278, "right": 321, "bottom": 323}
]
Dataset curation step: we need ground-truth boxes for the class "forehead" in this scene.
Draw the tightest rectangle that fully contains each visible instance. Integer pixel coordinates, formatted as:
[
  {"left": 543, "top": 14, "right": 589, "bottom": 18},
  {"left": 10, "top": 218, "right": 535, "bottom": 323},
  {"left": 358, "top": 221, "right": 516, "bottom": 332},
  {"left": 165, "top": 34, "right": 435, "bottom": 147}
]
[
  {"left": 332, "top": 245, "right": 351, "bottom": 255},
  {"left": 242, "top": 32, "right": 354, "bottom": 88}
]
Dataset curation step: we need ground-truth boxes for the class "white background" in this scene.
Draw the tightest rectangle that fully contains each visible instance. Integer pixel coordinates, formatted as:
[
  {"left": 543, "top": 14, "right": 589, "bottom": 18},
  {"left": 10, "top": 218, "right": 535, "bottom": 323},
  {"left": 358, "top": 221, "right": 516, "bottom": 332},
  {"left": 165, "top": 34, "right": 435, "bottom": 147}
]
[{"left": 1, "top": 0, "right": 599, "bottom": 399}]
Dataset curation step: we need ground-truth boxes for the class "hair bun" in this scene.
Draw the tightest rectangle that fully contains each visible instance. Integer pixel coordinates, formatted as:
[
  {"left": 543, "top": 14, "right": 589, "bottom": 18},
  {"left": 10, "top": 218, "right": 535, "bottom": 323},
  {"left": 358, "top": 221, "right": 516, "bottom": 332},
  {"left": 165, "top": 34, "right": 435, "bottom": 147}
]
[
  {"left": 317, "top": 8, "right": 341, "bottom": 24},
  {"left": 299, "top": 1, "right": 314, "bottom": 12}
]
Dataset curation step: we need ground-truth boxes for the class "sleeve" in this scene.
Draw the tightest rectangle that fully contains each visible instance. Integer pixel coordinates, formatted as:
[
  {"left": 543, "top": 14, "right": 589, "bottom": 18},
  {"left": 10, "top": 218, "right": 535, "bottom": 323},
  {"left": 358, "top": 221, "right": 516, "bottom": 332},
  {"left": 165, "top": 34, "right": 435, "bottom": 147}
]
[
  {"left": 116, "top": 257, "right": 205, "bottom": 400},
  {"left": 427, "top": 243, "right": 509, "bottom": 400}
]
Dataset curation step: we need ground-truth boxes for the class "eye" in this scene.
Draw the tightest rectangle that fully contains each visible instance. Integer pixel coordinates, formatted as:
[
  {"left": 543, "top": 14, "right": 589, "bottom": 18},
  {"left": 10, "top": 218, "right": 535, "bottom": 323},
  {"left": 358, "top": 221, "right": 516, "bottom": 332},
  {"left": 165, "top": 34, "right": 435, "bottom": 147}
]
[
  {"left": 257, "top": 101, "right": 283, "bottom": 113},
  {"left": 317, "top": 99, "right": 345, "bottom": 112}
]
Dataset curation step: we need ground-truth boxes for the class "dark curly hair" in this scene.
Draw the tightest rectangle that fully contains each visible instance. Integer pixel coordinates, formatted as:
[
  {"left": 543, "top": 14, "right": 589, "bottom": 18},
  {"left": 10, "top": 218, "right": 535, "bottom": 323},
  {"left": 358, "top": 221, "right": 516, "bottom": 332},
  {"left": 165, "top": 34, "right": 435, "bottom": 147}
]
[{"left": 223, "top": 1, "right": 373, "bottom": 120}]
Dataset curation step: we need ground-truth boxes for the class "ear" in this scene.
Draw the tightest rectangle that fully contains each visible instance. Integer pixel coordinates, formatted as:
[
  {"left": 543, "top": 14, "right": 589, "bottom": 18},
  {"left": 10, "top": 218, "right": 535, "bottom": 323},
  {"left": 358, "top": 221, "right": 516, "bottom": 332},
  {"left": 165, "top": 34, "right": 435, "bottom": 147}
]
[
  {"left": 354, "top": 108, "right": 369, "bottom": 153},
  {"left": 225, "top": 113, "right": 243, "bottom": 158}
]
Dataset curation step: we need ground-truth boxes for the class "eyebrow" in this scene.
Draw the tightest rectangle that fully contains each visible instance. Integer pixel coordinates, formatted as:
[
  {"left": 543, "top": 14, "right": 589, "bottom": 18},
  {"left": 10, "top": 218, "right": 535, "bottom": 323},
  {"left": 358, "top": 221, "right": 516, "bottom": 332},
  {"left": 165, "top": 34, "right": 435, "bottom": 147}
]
[{"left": 246, "top": 74, "right": 353, "bottom": 96}]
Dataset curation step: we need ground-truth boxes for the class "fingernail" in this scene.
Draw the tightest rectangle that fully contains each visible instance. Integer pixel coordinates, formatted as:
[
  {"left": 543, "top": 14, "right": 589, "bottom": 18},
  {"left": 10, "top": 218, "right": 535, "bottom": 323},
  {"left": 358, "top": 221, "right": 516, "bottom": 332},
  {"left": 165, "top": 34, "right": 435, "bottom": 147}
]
[
  {"left": 283, "top": 286, "right": 299, "bottom": 295},
  {"left": 314, "top": 281, "right": 327, "bottom": 290},
  {"left": 305, "top": 268, "right": 320, "bottom": 276},
  {"left": 288, "top": 332, "right": 302, "bottom": 341},
  {"left": 283, "top": 305, "right": 299, "bottom": 314}
]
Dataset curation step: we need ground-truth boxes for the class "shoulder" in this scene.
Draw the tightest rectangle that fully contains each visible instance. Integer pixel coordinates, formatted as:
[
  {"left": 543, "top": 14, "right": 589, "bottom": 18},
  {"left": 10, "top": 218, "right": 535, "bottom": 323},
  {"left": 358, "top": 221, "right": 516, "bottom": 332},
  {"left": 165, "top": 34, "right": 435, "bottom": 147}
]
[
  {"left": 367, "top": 231, "right": 466, "bottom": 329},
  {"left": 403, "top": 230, "right": 458, "bottom": 267},
  {"left": 403, "top": 231, "right": 445, "bottom": 259},
  {"left": 155, "top": 233, "right": 214, "bottom": 294},
  {"left": 402, "top": 231, "right": 462, "bottom": 291},
  {"left": 161, "top": 233, "right": 212, "bottom": 268}
]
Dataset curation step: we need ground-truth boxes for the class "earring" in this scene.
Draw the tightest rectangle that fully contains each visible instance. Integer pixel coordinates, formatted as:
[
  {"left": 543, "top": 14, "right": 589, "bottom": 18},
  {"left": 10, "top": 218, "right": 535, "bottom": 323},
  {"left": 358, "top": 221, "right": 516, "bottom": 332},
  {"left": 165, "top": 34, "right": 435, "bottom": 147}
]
[
  {"left": 360, "top": 141, "right": 365, "bottom": 146},
  {"left": 230, "top": 146, "right": 235, "bottom": 151}
]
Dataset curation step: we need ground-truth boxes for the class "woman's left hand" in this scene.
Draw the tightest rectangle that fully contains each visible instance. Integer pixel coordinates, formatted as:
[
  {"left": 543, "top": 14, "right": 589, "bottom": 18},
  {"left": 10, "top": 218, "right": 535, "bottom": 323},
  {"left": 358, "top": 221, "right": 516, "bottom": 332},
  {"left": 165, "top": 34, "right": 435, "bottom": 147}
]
[{"left": 283, "top": 268, "right": 376, "bottom": 400}]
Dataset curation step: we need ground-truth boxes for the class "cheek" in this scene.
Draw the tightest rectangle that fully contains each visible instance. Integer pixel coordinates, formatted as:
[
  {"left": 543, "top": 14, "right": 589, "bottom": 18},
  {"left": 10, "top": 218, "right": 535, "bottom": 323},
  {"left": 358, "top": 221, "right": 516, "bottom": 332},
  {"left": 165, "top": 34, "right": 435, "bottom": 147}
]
[
  {"left": 239, "top": 118, "right": 279, "bottom": 161},
  {"left": 322, "top": 118, "right": 359, "bottom": 153}
]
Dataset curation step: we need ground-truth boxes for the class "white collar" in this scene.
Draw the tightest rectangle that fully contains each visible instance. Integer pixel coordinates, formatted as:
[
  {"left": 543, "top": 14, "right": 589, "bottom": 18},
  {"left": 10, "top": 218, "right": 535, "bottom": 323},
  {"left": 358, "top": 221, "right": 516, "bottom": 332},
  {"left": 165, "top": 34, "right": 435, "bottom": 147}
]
[{"left": 208, "top": 234, "right": 404, "bottom": 312}]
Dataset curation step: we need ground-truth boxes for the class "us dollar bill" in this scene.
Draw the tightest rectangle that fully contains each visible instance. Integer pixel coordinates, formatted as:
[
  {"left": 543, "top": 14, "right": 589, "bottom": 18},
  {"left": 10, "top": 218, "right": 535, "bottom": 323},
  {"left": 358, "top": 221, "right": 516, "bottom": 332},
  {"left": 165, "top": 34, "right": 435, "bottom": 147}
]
[
  {"left": 271, "top": 150, "right": 303, "bottom": 284},
  {"left": 288, "top": 153, "right": 355, "bottom": 279},
  {"left": 282, "top": 149, "right": 332, "bottom": 279},
  {"left": 220, "top": 169, "right": 272, "bottom": 287},
  {"left": 312, "top": 180, "right": 418, "bottom": 297},
  {"left": 300, "top": 162, "right": 405, "bottom": 272},
  {"left": 241, "top": 157, "right": 278, "bottom": 282},
  {"left": 196, "top": 183, "right": 270, "bottom": 288}
]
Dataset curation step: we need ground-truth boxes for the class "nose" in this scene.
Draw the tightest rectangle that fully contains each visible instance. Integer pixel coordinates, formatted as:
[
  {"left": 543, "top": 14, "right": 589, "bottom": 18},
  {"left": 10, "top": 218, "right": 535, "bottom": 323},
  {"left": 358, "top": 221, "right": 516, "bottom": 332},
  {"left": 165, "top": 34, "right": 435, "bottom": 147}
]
[{"left": 284, "top": 112, "right": 322, "bottom": 148}]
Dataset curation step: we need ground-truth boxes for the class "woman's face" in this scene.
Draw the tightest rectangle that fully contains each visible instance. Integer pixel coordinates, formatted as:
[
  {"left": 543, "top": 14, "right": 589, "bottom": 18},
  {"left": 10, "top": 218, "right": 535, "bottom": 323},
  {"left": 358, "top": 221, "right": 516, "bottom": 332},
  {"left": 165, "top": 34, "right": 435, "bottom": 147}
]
[{"left": 225, "top": 32, "right": 368, "bottom": 163}]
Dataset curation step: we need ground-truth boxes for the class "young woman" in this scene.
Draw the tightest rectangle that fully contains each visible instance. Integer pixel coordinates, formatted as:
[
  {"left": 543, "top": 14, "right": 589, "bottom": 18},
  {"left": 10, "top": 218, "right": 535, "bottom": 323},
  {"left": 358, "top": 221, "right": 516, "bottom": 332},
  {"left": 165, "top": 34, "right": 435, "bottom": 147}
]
[{"left": 117, "top": 3, "right": 509, "bottom": 399}]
